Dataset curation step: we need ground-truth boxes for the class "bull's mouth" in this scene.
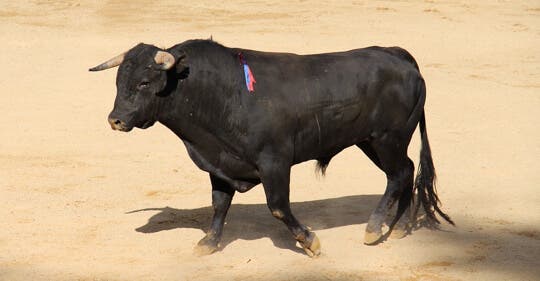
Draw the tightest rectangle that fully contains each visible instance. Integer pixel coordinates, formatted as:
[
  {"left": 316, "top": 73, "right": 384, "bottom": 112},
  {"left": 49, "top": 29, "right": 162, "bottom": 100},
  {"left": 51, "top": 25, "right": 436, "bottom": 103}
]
[
  {"left": 108, "top": 118, "right": 155, "bottom": 131},
  {"left": 114, "top": 125, "right": 133, "bottom": 132}
]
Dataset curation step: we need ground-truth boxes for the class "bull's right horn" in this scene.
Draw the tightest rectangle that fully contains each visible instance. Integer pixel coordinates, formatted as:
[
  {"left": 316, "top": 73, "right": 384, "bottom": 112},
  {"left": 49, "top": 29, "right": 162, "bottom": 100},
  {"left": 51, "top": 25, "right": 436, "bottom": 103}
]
[{"left": 89, "top": 52, "right": 126, "bottom": 72}]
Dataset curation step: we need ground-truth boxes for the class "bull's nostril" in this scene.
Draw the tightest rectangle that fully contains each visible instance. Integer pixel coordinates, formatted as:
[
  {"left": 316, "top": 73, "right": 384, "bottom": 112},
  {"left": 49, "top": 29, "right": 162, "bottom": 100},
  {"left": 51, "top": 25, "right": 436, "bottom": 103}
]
[{"left": 108, "top": 118, "right": 124, "bottom": 130}]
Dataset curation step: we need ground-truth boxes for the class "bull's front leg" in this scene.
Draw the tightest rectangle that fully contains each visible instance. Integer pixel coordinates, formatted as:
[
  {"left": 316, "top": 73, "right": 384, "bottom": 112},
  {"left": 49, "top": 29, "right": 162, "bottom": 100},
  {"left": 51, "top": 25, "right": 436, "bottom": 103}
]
[
  {"left": 258, "top": 157, "right": 321, "bottom": 257},
  {"left": 194, "top": 174, "right": 235, "bottom": 256}
]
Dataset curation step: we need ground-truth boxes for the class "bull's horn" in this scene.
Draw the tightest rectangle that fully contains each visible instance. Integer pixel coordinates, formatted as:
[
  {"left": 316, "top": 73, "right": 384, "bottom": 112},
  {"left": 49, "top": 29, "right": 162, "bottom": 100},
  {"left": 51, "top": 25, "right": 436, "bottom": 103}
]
[
  {"left": 89, "top": 52, "right": 126, "bottom": 72},
  {"left": 154, "top": 51, "right": 175, "bottom": 70}
]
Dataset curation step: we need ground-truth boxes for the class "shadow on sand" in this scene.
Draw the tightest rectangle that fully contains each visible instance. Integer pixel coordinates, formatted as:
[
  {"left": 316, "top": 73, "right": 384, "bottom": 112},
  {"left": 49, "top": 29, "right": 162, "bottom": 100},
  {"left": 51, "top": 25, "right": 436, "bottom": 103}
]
[{"left": 128, "top": 194, "right": 381, "bottom": 253}]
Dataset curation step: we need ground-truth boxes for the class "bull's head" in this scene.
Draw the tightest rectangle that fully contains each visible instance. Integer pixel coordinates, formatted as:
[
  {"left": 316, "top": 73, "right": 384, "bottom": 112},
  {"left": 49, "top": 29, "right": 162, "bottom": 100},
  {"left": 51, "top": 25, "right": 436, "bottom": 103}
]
[{"left": 89, "top": 43, "right": 178, "bottom": 132}]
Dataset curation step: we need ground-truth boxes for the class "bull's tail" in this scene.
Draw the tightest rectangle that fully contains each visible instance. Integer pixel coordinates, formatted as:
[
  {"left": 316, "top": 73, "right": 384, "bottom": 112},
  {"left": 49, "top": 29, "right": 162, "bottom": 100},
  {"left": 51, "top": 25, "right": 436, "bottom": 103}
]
[{"left": 413, "top": 112, "right": 455, "bottom": 228}]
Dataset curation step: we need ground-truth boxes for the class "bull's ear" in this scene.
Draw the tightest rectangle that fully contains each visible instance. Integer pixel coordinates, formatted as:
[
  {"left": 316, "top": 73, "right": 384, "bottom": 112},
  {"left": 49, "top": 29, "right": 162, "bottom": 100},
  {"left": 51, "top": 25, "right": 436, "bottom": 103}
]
[
  {"left": 158, "top": 52, "right": 188, "bottom": 97},
  {"left": 175, "top": 53, "right": 189, "bottom": 79}
]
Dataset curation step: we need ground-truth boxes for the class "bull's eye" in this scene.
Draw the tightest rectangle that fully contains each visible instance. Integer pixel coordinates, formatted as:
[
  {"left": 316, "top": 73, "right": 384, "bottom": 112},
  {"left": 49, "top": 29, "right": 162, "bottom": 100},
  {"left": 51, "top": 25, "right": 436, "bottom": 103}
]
[{"left": 137, "top": 81, "right": 150, "bottom": 90}]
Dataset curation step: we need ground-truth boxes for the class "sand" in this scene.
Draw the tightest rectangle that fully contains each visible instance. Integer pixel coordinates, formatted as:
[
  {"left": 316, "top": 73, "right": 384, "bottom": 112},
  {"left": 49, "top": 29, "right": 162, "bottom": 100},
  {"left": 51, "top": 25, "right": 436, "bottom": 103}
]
[{"left": 1, "top": 1, "right": 539, "bottom": 280}]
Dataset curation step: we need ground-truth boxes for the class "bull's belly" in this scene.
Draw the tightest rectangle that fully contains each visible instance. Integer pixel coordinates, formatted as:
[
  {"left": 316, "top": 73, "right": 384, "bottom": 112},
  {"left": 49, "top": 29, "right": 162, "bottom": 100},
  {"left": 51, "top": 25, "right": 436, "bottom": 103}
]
[
  {"left": 293, "top": 133, "right": 367, "bottom": 164},
  {"left": 292, "top": 106, "right": 373, "bottom": 163}
]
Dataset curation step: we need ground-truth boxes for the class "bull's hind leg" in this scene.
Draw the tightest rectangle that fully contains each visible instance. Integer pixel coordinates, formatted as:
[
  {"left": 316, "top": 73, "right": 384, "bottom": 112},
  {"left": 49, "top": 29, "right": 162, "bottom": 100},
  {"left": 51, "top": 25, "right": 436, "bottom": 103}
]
[
  {"left": 358, "top": 137, "right": 414, "bottom": 245},
  {"left": 194, "top": 174, "right": 235, "bottom": 256},
  {"left": 388, "top": 179, "right": 414, "bottom": 239},
  {"left": 258, "top": 158, "right": 321, "bottom": 257}
]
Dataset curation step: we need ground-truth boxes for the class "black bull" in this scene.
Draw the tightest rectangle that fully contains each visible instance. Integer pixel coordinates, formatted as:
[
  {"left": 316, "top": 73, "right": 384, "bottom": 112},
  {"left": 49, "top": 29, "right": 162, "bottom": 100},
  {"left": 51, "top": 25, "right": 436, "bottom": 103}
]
[{"left": 90, "top": 39, "right": 453, "bottom": 257}]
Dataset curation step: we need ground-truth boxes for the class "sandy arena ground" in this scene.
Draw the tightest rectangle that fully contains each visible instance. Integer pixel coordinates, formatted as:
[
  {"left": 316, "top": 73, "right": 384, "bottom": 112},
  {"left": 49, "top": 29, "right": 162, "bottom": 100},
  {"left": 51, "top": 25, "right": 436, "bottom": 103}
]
[{"left": 1, "top": 1, "right": 539, "bottom": 280}]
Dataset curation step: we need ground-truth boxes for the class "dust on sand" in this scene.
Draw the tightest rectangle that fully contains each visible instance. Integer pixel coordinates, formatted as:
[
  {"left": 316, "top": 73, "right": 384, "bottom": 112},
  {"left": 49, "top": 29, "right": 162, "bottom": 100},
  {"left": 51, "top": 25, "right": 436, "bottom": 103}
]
[{"left": 1, "top": 1, "right": 539, "bottom": 280}]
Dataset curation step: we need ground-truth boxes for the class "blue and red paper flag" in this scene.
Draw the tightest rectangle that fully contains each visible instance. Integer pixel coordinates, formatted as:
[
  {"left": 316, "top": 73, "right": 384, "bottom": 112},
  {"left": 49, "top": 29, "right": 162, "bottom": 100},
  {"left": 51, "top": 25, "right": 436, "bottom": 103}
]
[{"left": 238, "top": 53, "right": 256, "bottom": 92}]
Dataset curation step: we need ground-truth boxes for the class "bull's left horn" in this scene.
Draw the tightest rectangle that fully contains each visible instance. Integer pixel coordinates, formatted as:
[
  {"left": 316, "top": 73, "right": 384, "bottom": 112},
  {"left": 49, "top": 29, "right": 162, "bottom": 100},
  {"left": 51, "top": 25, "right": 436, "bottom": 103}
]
[
  {"left": 89, "top": 52, "right": 126, "bottom": 71},
  {"left": 154, "top": 51, "right": 176, "bottom": 70}
]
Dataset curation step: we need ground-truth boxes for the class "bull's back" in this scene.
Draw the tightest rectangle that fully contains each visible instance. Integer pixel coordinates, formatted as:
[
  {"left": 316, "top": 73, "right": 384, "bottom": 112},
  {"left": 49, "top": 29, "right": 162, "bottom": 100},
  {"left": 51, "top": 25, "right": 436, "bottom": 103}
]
[{"left": 239, "top": 47, "right": 422, "bottom": 163}]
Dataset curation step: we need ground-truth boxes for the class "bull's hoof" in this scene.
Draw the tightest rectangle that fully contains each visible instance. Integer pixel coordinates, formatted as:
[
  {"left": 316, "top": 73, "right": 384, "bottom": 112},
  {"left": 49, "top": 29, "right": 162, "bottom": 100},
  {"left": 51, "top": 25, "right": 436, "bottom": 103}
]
[
  {"left": 389, "top": 228, "right": 408, "bottom": 239},
  {"left": 300, "top": 232, "right": 321, "bottom": 258},
  {"left": 364, "top": 230, "right": 383, "bottom": 245},
  {"left": 194, "top": 243, "right": 218, "bottom": 256},
  {"left": 194, "top": 236, "right": 219, "bottom": 256}
]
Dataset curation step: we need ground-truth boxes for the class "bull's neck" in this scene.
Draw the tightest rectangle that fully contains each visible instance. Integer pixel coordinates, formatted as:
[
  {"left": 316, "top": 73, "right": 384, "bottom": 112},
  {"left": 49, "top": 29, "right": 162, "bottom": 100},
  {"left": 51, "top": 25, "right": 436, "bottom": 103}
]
[
  {"left": 157, "top": 42, "right": 241, "bottom": 144},
  {"left": 157, "top": 69, "right": 235, "bottom": 143}
]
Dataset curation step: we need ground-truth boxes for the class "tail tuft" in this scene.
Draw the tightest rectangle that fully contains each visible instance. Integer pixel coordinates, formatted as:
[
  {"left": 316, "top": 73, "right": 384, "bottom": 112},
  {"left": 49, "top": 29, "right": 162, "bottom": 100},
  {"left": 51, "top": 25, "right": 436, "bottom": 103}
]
[{"left": 413, "top": 112, "right": 455, "bottom": 228}]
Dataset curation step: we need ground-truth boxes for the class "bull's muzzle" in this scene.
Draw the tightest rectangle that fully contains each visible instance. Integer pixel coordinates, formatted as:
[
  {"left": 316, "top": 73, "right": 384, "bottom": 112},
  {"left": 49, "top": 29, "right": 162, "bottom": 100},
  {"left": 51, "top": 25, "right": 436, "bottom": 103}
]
[{"left": 108, "top": 118, "right": 132, "bottom": 132}]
